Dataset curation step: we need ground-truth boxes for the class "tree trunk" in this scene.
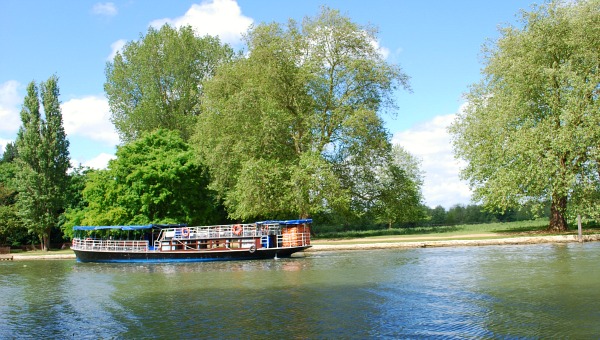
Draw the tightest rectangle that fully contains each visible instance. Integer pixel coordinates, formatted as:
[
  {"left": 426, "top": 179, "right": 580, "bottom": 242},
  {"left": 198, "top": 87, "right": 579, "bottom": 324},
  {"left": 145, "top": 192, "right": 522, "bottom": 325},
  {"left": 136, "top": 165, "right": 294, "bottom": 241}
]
[
  {"left": 548, "top": 194, "right": 568, "bottom": 232},
  {"left": 42, "top": 234, "right": 50, "bottom": 251},
  {"left": 41, "top": 226, "right": 51, "bottom": 251}
]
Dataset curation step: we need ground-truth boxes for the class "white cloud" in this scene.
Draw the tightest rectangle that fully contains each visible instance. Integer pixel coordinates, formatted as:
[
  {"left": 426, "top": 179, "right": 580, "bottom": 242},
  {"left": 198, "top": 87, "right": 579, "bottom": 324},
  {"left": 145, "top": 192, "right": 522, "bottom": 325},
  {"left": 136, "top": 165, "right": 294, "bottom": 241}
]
[
  {"left": 392, "top": 110, "right": 471, "bottom": 209},
  {"left": 149, "top": 0, "right": 253, "bottom": 45},
  {"left": 0, "top": 138, "right": 11, "bottom": 156},
  {"left": 370, "top": 39, "right": 390, "bottom": 60},
  {"left": 0, "top": 80, "right": 22, "bottom": 133},
  {"left": 108, "top": 39, "right": 126, "bottom": 61},
  {"left": 72, "top": 152, "right": 116, "bottom": 170},
  {"left": 61, "top": 95, "right": 120, "bottom": 146},
  {"left": 92, "top": 2, "right": 117, "bottom": 17}
]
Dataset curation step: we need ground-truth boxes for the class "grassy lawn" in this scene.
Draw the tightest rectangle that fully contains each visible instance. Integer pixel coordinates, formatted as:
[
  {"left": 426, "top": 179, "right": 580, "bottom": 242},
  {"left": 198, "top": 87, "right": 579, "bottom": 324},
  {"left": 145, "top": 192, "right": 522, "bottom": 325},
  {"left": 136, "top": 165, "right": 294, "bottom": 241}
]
[{"left": 312, "top": 219, "right": 600, "bottom": 244}]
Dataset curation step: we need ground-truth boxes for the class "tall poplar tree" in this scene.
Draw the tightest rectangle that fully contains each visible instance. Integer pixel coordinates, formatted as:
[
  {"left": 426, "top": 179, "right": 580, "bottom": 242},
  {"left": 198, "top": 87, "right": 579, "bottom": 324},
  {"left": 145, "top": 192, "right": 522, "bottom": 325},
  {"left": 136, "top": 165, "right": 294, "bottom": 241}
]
[
  {"left": 15, "top": 76, "right": 70, "bottom": 250},
  {"left": 450, "top": 0, "right": 600, "bottom": 231}
]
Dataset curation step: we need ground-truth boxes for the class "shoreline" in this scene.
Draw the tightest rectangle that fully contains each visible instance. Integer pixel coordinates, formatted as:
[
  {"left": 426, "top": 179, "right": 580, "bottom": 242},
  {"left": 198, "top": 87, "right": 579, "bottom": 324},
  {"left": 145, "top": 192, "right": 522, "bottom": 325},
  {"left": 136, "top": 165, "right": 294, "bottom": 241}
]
[
  {"left": 7, "top": 234, "right": 600, "bottom": 260},
  {"left": 307, "top": 233, "right": 600, "bottom": 251}
]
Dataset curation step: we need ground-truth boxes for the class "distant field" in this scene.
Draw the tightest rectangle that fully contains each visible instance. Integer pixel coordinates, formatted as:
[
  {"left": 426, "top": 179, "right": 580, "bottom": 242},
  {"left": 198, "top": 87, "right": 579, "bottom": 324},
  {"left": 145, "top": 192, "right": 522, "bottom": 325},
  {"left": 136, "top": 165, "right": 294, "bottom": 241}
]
[{"left": 312, "top": 219, "right": 599, "bottom": 242}]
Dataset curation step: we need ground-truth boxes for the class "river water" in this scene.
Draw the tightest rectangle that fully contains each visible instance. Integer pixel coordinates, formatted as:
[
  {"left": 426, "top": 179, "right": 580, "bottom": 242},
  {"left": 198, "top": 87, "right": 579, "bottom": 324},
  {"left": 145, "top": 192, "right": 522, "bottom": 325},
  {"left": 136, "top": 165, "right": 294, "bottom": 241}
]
[{"left": 1, "top": 242, "right": 599, "bottom": 339}]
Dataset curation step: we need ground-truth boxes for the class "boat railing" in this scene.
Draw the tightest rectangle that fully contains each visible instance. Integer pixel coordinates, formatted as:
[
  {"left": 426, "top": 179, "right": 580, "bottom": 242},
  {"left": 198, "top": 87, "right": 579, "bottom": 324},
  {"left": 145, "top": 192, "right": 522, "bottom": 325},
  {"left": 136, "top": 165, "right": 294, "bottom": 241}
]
[
  {"left": 72, "top": 238, "right": 149, "bottom": 252},
  {"left": 154, "top": 222, "right": 311, "bottom": 248},
  {"left": 157, "top": 223, "right": 273, "bottom": 241}
]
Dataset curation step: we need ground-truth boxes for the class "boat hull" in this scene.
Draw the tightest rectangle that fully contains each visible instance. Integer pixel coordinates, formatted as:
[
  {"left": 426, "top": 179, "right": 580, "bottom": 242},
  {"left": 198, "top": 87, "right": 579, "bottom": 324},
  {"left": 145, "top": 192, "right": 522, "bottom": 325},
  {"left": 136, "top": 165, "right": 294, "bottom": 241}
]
[{"left": 73, "top": 246, "right": 310, "bottom": 263}]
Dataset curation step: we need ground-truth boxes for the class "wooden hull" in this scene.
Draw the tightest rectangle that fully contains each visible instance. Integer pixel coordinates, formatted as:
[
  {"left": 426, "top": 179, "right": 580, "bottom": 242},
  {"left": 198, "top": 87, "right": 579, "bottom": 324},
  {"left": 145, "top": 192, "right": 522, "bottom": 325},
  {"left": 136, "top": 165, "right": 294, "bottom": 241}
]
[{"left": 73, "top": 246, "right": 310, "bottom": 263}]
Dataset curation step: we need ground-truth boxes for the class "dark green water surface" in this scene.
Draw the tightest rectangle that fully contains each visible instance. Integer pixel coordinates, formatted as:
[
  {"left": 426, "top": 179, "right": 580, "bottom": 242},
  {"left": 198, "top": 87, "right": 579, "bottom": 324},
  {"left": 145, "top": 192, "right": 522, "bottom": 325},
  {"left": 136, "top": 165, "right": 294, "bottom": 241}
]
[{"left": 1, "top": 242, "right": 599, "bottom": 338}]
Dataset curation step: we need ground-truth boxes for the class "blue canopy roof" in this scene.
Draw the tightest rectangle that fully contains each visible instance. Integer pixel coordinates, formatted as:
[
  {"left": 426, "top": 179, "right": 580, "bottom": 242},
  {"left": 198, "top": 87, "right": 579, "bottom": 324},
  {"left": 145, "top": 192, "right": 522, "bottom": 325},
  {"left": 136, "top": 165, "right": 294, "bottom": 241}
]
[
  {"left": 73, "top": 225, "right": 152, "bottom": 231},
  {"left": 73, "top": 223, "right": 187, "bottom": 231},
  {"left": 256, "top": 219, "right": 312, "bottom": 225},
  {"left": 73, "top": 221, "right": 310, "bottom": 230}
]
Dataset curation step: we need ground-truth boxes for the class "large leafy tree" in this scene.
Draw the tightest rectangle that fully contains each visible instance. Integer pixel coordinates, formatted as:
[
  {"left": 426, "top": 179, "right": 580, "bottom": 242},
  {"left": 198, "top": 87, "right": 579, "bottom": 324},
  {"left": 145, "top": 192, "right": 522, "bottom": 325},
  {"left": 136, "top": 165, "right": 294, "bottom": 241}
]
[
  {"left": 374, "top": 145, "right": 425, "bottom": 228},
  {"left": 105, "top": 25, "right": 235, "bottom": 142},
  {"left": 195, "top": 7, "right": 410, "bottom": 220},
  {"left": 67, "top": 129, "right": 219, "bottom": 227},
  {"left": 15, "top": 76, "right": 70, "bottom": 250},
  {"left": 450, "top": 0, "right": 600, "bottom": 231}
]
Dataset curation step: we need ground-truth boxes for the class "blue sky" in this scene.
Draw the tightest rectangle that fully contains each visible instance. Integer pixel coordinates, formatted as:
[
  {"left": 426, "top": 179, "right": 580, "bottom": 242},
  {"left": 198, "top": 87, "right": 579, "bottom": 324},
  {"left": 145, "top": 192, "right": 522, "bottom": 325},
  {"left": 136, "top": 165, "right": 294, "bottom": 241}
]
[{"left": 0, "top": 0, "right": 533, "bottom": 208}]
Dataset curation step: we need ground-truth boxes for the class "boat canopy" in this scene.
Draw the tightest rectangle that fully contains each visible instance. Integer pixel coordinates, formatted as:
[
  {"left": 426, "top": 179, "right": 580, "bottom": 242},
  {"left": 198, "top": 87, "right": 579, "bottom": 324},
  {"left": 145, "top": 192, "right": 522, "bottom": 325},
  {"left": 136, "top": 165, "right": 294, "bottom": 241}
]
[
  {"left": 256, "top": 219, "right": 312, "bottom": 225},
  {"left": 73, "top": 223, "right": 187, "bottom": 231},
  {"left": 73, "top": 221, "right": 309, "bottom": 231}
]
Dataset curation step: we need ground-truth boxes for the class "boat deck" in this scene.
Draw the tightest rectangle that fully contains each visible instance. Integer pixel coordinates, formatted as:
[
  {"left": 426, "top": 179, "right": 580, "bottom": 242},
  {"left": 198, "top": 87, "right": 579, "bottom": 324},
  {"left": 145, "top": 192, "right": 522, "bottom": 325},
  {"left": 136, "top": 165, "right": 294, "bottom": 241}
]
[{"left": 71, "top": 221, "right": 311, "bottom": 253}]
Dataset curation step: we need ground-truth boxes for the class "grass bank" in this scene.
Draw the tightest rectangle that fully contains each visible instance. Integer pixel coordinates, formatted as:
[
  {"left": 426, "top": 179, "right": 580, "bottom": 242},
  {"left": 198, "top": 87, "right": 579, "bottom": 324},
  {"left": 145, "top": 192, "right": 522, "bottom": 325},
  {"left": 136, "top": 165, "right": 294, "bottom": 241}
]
[{"left": 312, "top": 219, "right": 599, "bottom": 245}]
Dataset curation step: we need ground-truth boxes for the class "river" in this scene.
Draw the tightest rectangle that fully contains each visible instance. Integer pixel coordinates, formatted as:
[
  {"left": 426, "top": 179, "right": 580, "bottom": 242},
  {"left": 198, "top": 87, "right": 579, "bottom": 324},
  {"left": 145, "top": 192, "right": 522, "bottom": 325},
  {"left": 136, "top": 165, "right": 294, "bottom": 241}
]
[{"left": 1, "top": 242, "right": 599, "bottom": 338}]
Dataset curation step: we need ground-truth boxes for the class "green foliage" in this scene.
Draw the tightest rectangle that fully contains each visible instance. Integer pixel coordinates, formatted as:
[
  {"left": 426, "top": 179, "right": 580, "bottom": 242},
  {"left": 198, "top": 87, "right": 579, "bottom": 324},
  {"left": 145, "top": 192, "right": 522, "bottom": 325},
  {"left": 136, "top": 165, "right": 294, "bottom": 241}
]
[
  {"left": 105, "top": 25, "right": 235, "bottom": 143},
  {"left": 0, "top": 161, "right": 27, "bottom": 246},
  {"left": 375, "top": 164, "right": 424, "bottom": 228},
  {"left": 66, "top": 129, "right": 220, "bottom": 229},
  {"left": 373, "top": 145, "right": 426, "bottom": 228},
  {"left": 429, "top": 206, "right": 447, "bottom": 225},
  {"left": 14, "top": 76, "right": 70, "bottom": 250},
  {"left": 195, "top": 7, "right": 411, "bottom": 220},
  {"left": 450, "top": 0, "right": 600, "bottom": 231},
  {"left": 313, "top": 219, "right": 551, "bottom": 240},
  {"left": 59, "top": 166, "right": 92, "bottom": 238},
  {"left": 0, "top": 142, "right": 18, "bottom": 163}
]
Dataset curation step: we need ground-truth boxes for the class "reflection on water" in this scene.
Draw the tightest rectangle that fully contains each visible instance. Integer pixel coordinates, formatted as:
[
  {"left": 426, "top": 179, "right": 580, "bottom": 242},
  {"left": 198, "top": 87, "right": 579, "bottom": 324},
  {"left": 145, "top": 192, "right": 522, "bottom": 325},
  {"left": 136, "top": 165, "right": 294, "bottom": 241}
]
[{"left": 1, "top": 243, "right": 600, "bottom": 338}]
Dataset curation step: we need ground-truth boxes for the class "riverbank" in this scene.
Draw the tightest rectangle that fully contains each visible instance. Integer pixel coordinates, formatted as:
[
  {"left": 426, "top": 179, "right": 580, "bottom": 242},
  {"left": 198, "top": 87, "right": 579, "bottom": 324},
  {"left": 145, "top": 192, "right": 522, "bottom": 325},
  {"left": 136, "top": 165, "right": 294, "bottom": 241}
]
[
  {"left": 6, "top": 233, "right": 600, "bottom": 260},
  {"left": 307, "top": 233, "right": 600, "bottom": 252}
]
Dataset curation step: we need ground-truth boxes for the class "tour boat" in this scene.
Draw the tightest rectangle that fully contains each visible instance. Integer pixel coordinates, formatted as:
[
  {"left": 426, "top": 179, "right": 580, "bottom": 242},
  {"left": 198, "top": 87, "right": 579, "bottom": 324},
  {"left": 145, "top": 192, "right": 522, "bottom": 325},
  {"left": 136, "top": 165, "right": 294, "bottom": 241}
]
[{"left": 71, "top": 219, "right": 312, "bottom": 263}]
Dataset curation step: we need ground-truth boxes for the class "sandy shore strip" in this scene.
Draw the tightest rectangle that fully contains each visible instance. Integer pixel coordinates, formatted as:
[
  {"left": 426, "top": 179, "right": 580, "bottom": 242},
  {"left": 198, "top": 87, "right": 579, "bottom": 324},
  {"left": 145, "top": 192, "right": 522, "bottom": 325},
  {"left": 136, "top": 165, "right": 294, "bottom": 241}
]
[
  {"left": 11, "top": 254, "right": 76, "bottom": 260},
  {"left": 7, "top": 234, "right": 600, "bottom": 260}
]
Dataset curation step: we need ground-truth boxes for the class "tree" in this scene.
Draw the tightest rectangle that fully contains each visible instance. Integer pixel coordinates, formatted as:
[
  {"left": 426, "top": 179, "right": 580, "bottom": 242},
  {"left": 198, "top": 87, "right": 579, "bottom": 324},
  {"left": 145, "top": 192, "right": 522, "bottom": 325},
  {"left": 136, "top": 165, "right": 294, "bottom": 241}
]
[
  {"left": 105, "top": 25, "right": 235, "bottom": 143},
  {"left": 59, "top": 166, "right": 92, "bottom": 239},
  {"left": 15, "top": 76, "right": 70, "bottom": 250},
  {"left": 0, "top": 157, "right": 27, "bottom": 246},
  {"left": 375, "top": 166, "right": 424, "bottom": 229},
  {"left": 374, "top": 145, "right": 425, "bottom": 228},
  {"left": 1, "top": 142, "right": 18, "bottom": 163},
  {"left": 429, "top": 205, "right": 447, "bottom": 225},
  {"left": 67, "top": 129, "right": 220, "bottom": 227},
  {"left": 195, "top": 7, "right": 410, "bottom": 220},
  {"left": 450, "top": 0, "right": 600, "bottom": 231}
]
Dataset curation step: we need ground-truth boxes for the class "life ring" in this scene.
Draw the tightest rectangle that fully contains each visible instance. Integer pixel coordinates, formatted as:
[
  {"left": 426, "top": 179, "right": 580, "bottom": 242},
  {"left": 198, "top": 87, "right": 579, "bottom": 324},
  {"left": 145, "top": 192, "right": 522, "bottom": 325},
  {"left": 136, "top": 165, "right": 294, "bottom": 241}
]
[
  {"left": 249, "top": 245, "right": 256, "bottom": 253},
  {"left": 233, "top": 225, "right": 243, "bottom": 236},
  {"left": 182, "top": 227, "right": 190, "bottom": 238}
]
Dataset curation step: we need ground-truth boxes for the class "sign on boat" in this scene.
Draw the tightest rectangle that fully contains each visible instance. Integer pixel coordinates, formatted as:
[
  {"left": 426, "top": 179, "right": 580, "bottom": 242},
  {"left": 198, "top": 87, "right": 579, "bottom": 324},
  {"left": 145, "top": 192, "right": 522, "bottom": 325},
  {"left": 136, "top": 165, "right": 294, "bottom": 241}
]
[{"left": 71, "top": 219, "right": 312, "bottom": 263}]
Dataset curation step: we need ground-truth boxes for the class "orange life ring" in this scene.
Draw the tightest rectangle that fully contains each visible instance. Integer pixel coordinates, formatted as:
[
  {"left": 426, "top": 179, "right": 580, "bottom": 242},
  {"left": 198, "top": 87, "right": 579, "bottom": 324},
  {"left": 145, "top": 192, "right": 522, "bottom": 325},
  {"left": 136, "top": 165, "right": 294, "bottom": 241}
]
[
  {"left": 182, "top": 227, "right": 190, "bottom": 238},
  {"left": 233, "top": 225, "right": 243, "bottom": 236}
]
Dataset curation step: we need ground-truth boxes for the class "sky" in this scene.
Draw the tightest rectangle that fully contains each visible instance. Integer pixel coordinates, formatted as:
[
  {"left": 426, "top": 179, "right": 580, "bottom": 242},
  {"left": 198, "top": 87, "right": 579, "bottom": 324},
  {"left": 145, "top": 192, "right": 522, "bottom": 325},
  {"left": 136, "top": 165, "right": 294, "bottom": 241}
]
[{"left": 0, "top": 0, "right": 534, "bottom": 209}]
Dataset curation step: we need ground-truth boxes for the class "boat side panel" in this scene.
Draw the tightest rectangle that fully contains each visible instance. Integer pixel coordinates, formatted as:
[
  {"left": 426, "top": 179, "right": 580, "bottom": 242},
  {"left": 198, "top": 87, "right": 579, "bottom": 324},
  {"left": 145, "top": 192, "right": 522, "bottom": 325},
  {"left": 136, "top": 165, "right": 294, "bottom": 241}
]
[{"left": 73, "top": 247, "right": 310, "bottom": 263}]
